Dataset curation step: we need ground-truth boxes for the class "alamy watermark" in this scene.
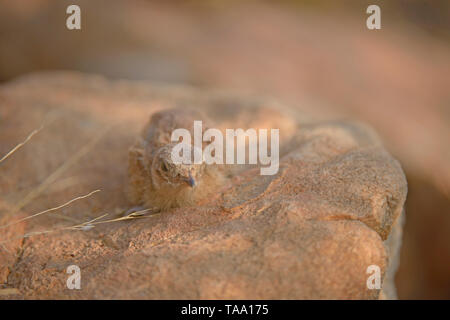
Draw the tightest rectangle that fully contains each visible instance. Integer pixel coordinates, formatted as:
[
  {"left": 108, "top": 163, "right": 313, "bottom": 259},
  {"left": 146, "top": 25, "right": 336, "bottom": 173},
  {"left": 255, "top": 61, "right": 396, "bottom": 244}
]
[
  {"left": 366, "top": 264, "right": 381, "bottom": 290},
  {"left": 170, "top": 121, "right": 279, "bottom": 175},
  {"left": 65, "top": 5, "right": 382, "bottom": 31},
  {"left": 66, "top": 265, "right": 81, "bottom": 290},
  {"left": 366, "top": 5, "right": 381, "bottom": 30},
  {"left": 66, "top": 5, "right": 81, "bottom": 30}
]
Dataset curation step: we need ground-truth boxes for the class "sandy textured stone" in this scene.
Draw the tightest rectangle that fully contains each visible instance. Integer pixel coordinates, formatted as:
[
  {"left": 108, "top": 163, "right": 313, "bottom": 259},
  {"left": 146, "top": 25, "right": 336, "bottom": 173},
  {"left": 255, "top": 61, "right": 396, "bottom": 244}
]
[{"left": 0, "top": 72, "right": 407, "bottom": 299}]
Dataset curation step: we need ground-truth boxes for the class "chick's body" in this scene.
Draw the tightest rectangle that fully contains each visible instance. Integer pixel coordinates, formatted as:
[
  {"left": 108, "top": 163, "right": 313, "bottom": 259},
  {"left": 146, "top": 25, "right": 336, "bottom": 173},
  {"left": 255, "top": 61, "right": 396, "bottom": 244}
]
[{"left": 127, "top": 108, "right": 224, "bottom": 210}]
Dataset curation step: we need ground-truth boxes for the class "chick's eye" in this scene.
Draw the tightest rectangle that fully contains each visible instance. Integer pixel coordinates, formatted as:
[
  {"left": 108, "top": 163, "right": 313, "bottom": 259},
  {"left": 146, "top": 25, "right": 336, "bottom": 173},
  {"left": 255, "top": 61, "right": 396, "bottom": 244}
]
[{"left": 161, "top": 162, "right": 168, "bottom": 172}]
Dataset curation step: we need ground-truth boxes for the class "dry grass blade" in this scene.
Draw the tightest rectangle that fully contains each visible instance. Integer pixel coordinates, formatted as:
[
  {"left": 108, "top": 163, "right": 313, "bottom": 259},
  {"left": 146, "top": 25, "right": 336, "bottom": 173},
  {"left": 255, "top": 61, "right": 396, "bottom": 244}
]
[
  {"left": 87, "top": 208, "right": 159, "bottom": 226},
  {"left": 0, "top": 209, "right": 159, "bottom": 246},
  {"left": 0, "top": 189, "right": 101, "bottom": 230},
  {"left": 0, "top": 126, "right": 43, "bottom": 165},
  {"left": 0, "top": 213, "right": 108, "bottom": 245},
  {"left": 10, "top": 124, "right": 113, "bottom": 214},
  {"left": 65, "top": 213, "right": 109, "bottom": 231}
]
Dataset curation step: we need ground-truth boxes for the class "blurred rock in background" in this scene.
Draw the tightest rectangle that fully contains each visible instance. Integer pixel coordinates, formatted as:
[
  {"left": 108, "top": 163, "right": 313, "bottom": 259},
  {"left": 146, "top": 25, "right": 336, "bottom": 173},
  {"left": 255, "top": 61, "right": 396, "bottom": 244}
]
[{"left": 0, "top": 0, "right": 449, "bottom": 299}]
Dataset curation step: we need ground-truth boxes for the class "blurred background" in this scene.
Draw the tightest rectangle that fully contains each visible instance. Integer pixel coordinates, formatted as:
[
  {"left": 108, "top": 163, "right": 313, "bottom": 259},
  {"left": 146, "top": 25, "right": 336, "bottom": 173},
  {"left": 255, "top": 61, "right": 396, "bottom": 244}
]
[{"left": 0, "top": 0, "right": 449, "bottom": 299}]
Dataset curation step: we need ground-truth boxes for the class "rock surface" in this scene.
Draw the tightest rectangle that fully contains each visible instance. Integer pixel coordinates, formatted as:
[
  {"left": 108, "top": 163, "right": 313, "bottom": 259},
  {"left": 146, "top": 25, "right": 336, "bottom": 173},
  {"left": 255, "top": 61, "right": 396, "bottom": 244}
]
[{"left": 0, "top": 72, "right": 407, "bottom": 299}]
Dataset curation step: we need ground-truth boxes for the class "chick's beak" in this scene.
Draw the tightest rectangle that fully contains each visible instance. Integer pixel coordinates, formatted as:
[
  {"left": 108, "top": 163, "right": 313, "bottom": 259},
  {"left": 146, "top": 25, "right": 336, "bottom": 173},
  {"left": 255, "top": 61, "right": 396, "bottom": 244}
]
[{"left": 186, "top": 173, "right": 196, "bottom": 187}]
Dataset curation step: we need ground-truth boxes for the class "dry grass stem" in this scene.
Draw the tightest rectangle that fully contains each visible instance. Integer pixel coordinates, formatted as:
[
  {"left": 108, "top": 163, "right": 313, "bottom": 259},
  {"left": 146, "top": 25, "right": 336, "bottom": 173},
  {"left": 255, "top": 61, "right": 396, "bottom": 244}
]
[
  {"left": 0, "top": 189, "right": 101, "bottom": 230},
  {"left": 0, "top": 126, "right": 44, "bottom": 165},
  {"left": 11, "top": 124, "right": 113, "bottom": 214},
  {"left": 0, "top": 208, "right": 159, "bottom": 246}
]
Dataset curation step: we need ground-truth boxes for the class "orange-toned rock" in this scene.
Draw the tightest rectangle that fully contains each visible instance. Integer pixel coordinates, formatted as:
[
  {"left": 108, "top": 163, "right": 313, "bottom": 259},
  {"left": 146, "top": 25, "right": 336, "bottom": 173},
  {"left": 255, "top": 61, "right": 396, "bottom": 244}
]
[{"left": 0, "top": 72, "right": 406, "bottom": 299}]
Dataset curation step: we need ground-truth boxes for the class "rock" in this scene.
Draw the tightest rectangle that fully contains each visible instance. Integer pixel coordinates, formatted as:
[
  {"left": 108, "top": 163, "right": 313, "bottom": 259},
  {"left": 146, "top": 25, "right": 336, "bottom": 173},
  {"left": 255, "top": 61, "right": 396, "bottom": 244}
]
[{"left": 0, "top": 72, "right": 407, "bottom": 299}]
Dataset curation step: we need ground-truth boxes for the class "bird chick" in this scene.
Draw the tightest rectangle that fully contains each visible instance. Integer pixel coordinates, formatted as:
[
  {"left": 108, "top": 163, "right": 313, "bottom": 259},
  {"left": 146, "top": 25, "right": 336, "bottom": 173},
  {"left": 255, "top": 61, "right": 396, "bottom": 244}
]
[{"left": 127, "top": 108, "right": 224, "bottom": 211}]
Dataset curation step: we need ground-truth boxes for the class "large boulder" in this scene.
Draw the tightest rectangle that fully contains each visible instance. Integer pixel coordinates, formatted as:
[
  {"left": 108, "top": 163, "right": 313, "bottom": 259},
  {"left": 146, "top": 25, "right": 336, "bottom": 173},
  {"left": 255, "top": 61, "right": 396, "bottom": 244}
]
[{"left": 0, "top": 72, "right": 407, "bottom": 299}]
